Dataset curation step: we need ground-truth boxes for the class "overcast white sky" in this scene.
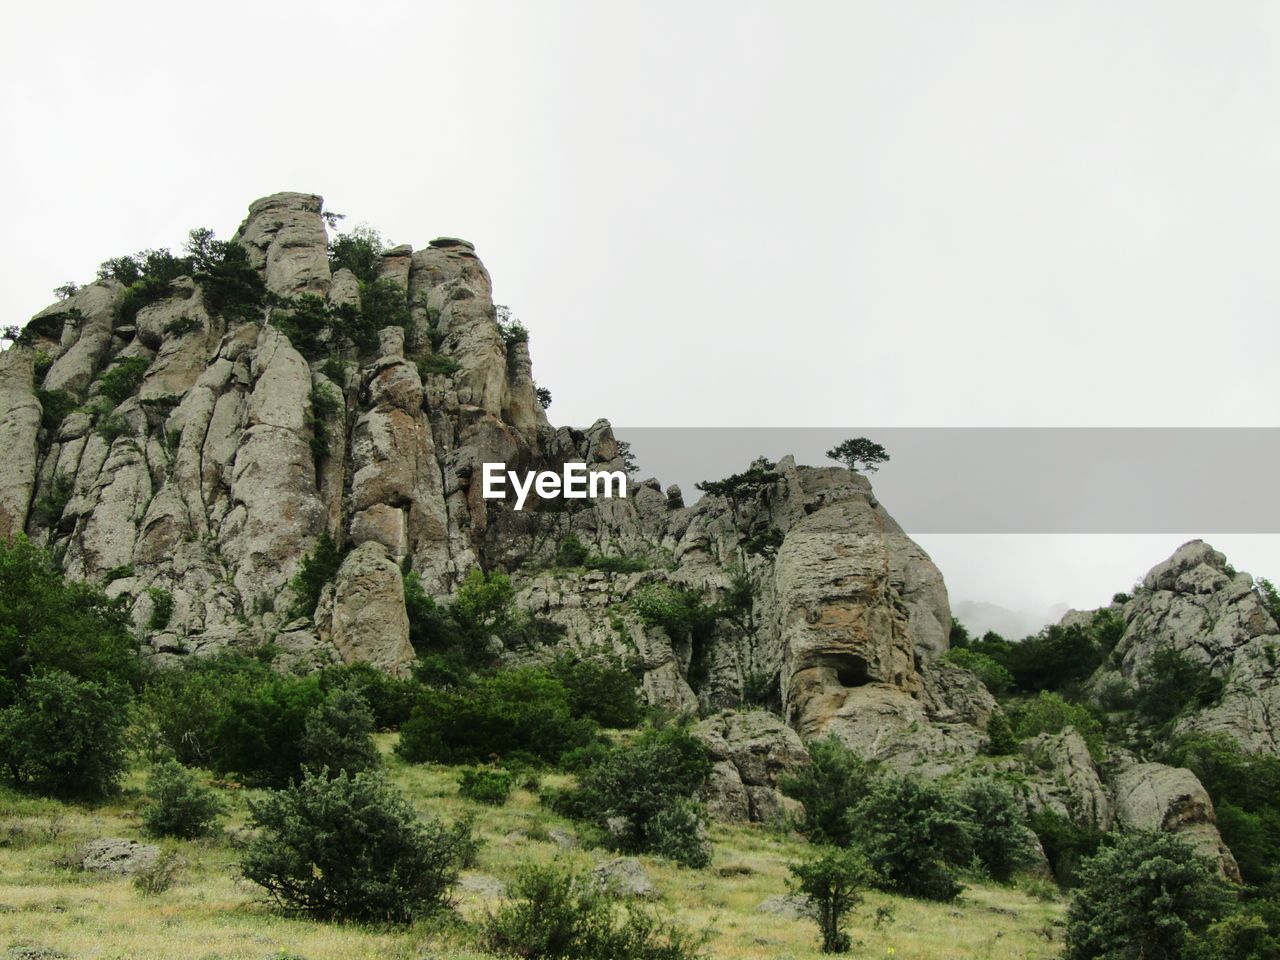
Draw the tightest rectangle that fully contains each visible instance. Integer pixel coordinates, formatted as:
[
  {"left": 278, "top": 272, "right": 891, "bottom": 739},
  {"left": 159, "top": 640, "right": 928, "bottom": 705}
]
[{"left": 3, "top": 1, "right": 1278, "bottom": 624}]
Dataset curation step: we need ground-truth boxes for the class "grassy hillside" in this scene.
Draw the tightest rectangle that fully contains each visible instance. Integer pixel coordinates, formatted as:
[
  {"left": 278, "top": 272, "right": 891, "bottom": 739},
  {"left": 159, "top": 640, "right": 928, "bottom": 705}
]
[{"left": 0, "top": 735, "right": 1065, "bottom": 960}]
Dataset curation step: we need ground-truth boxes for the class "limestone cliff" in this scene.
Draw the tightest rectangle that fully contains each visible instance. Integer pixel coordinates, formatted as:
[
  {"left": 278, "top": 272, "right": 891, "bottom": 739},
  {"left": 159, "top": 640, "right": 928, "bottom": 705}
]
[{"left": 0, "top": 194, "right": 1250, "bottom": 872}]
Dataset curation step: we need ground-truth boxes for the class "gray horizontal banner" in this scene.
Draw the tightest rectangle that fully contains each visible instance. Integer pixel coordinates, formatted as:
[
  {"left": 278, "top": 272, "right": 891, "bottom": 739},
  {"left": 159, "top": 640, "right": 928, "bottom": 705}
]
[{"left": 613, "top": 428, "right": 1280, "bottom": 534}]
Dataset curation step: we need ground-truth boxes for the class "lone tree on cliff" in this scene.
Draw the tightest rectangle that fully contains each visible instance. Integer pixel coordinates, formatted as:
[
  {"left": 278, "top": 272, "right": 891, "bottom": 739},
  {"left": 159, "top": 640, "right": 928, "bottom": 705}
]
[{"left": 826, "top": 438, "right": 890, "bottom": 473}]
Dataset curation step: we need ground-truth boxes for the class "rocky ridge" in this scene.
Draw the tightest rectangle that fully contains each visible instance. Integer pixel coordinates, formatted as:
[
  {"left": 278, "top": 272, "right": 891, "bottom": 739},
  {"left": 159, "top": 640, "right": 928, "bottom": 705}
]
[{"left": 0, "top": 193, "right": 1259, "bottom": 875}]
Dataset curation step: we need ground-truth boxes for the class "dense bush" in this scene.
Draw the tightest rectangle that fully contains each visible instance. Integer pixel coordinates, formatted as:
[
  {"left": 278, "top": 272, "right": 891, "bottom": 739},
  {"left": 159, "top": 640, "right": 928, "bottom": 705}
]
[
  {"left": 549, "top": 653, "right": 644, "bottom": 728},
  {"left": 1184, "top": 914, "right": 1280, "bottom": 960},
  {"left": 959, "top": 778, "right": 1032, "bottom": 881},
  {"left": 241, "top": 769, "right": 474, "bottom": 923},
  {"left": 1065, "top": 831, "right": 1235, "bottom": 960},
  {"left": 483, "top": 861, "right": 706, "bottom": 960},
  {"left": 1012, "top": 691, "right": 1107, "bottom": 762},
  {"left": 957, "top": 610, "right": 1122, "bottom": 695},
  {"left": 319, "top": 661, "right": 418, "bottom": 728},
  {"left": 549, "top": 726, "right": 712, "bottom": 867},
  {"left": 788, "top": 846, "right": 873, "bottom": 954},
  {"left": 134, "top": 654, "right": 273, "bottom": 765},
  {"left": 458, "top": 767, "right": 515, "bottom": 806},
  {"left": 97, "top": 356, "right": 150, "bottom": 404},
  {"left": 0, "top": 669, "right": 128, "bottom": 797},
  {"left": 405, "top": 567, "right": 519, "bottom": 665},
  {"left": 1134, "top": 647, "right": 1224, "bottom": 725},
  {"left": 1028, "top": 808, "right": 1104, "bottom": 889},
  {"left": 328, "top": 226, "right": 384, "bottom": 284},
  {"left": 141, "top": 758, "right": 225, "bottom": 838},
  {"left": 299, "top": 686, "right": 380, "bottom": 777},
  {"left": 206, "top": 673, "right": 325, "bottom": 787},
  {"left": 633, "top": 585, "right": 720, "bottom": 688},
  {"left": 944, "top": 647, "right": 1014, "bottom": 695},
  {"left": 780, "top": 737, "right": 876, "bottom": 848},
  {"left": 185, "top": 228, "right": 267, "bottom": 323},
  {"left": 358, "top": 278, "right": 411, "bottom": 340},
  {"left": 0, "top": 535, "right": 139, "bottom": 701},
  {"left": 35, "top": 388, "right": 77, "bottom": 433},
  {"left": 850, "top": 773, "right": 972, "bottom": 901},
  {"left": 397, "top": 667, "right": 596, "bottom": 765},
  {"left": 984, "top": 708, "right": 1018, "bottom": 755}
]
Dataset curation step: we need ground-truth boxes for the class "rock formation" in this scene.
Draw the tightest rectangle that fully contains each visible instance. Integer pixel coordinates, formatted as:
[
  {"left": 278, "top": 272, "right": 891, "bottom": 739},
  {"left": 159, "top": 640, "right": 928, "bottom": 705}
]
[{"left": 0, "top": 193, "right": 1263, "bottom": 874}]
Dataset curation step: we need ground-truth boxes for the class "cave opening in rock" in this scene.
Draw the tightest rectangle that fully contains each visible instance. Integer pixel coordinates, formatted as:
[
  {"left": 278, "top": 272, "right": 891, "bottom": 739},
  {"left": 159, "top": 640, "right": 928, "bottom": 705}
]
[{"left": 829, "top": 654, "right": 871, "bottom": 688}]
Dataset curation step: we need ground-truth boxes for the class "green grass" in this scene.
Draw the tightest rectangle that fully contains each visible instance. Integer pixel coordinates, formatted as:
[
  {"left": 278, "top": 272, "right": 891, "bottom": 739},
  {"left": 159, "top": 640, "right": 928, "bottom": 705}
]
[{"left": 0, "top": 735, "right": 1066, "bottom": 959}]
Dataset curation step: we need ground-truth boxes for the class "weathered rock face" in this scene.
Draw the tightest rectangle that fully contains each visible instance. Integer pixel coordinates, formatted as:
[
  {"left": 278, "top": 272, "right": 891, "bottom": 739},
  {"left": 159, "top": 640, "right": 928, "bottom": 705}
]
[
  {"left": 316, "top": 541, "right": 415, "bottom": 676},
  {"left": 0, "top": 346, "right": 41, "bottom": 540},
  {"left": 692, "top": 710, "right": 809, "bottom": 822},
  {"left": 1111, "top": 761, "right": 1241, "bottom": 881},
  {"left": 1095, "top": 540, "right": 1280, "bottom": 755},
  {"left": 6, "top": 192, "right": 1277, "bottom": 881}
]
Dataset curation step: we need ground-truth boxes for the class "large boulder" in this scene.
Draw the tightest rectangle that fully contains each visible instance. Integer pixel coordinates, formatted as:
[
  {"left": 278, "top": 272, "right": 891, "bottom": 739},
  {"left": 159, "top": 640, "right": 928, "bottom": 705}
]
[
  {"left": 692, "top": 710, "right": 809, "bottom": 822},
  {"left": 316, "top": 541, "right": 415, "bottom": 676},
  {"left": 1111, "top": 761, "right": 1241, "bottom": 881}
]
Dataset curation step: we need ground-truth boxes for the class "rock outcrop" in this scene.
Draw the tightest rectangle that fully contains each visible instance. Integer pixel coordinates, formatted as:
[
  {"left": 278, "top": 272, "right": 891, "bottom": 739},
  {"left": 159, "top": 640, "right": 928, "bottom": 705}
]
[
  {"left": 4, "top": 193, "right": 1267, "bottom": 878},
  {"left": 1096, "top": 540, "right": 1280, "bottom": 755},
  {"left": 1111, "top": 761, "right": 1241, "bottom": 881}
]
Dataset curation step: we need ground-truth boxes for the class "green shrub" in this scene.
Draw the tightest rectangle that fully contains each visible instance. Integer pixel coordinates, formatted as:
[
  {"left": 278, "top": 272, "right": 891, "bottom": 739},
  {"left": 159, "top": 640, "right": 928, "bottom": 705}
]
[
  {"left": 849, "top": 773, "right": 972, "bottom": 901},
  {"left": 0, "top": 535, "right": 139, "bottom": 699},
  {"left": 288, "top": 531, "right": 343, "bottom": 619},
  {"left": 1184, "top": 914, "right": 1280, "bottom": 960},
  {"left": 134, "top": 654, "right": 272, "bottom": 765},
  {"left": 141, "top": 759, "right": 225, "bottom": 838},
  {"left": 1164, "top": 733, "right": 1280, "bottom": 887},
  {"left": 272, "top": 294, "right": 337, "bottom": 359},
  {"left": 300, "top": 686, "right": 380, "bottom": 777},
  {"left": 694, "top": 459, "right": 780, "bottom": 501},
  {"left": 358, "top": 278, "right": 411, "bottom": 343},
  {"left": 417, "top": 353, "right": 461, "bottom": 377},
  {"left": 0, "top": 670, "right": 128, "bottom": 797},
  {"left": 241, "top": 769, "right": 474, "bottom": 923},
  {"left": 633, "top": 585, "right": 719, "bottom": 688},
  {"left": 549, "top": 726, "right": 713, "bottom": 867},
  {"left": 963, "top": 616, "right": 1116, "bottom": 695},
  {"left": 984, "top": 708, "right": 1018, "bottom": 755},
  {"left": 1134, "top": 647, "right": 1224, "bottom": 725},
  {"left": 458, "top": 767, "right": 515, "bottom": 806},
  {"left": 95, "top": 410, "right": 131, "bottom": 444},
  {"left": 397, "top": 667, "right": 596, "bottom": 765},
  {"left": 185, "top": 229, "right": 266, "bottom": 323},
  {"left": 556, "top": 534, "right": 590, "bottom": 567},
  {"left": 97, "top": 356, "right": 150, "bottom": 404},
  {"left": 328, "top": 226, "right": 384, "bottom": 284},
  {"left": 780, "top": 737, "right": 876, "bottom": 848},
  {"left": 644, "top": 796, "right": 711, "bottom": 868},
  {"left": 31, "top": 472, "right": 74, "bottom": 528},
  {"left": 318, "top": 662, "right": 418, "bottom": 728},
  {"left": 132, "top": 848, "right": 184, "bottom": 896},
  {"left": 206, "top": 673, "right": 325, "bottom": 787},
  {"left": 788, "top": 846, "right": 873, "bottom": 954},
  {"left": 958, "top": 778, "right": 1031, "bottom": 881},
  {"left": 1258, "top": 578, "right": 1280, "bottom": 626},
  {"left": 483, "top": 861, "right": 706, "bottom": 960},
  {"left": 1065, "top": 831, "right": 1236, "bottom": 960},
  {"left": 1028, "top": 808, "right": 1105, "bottom": 889},
  {"left": 944, "top": 647, "right": 1014, "bottom": 695},
  {"left": 549, "top": 653, "right": 644, "bottom": 728},
  {"left": 1012, "top": 691, "right": 1107, "bottom": 762},
  {"left": 35, "top": 389, "right": 77, "bottom": 433},
  {"left": 147, "top": 587, "right": 174, "bottom": 630}
]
